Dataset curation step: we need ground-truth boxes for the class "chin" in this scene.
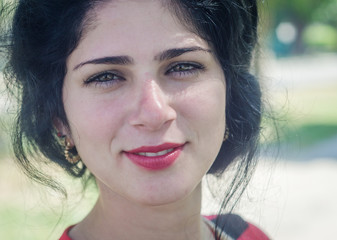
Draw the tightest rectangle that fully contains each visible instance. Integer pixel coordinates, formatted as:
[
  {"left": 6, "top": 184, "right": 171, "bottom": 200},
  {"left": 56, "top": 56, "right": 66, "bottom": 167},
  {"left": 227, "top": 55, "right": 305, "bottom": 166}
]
[{"left": 134, "top": 182, "right": 201, "bottom": 208}]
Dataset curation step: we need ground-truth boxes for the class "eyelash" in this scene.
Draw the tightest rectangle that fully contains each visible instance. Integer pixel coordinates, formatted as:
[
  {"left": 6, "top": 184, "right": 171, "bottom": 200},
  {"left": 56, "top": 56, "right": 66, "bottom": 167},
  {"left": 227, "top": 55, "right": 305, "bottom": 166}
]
[
  {"left": 83, "top": 62, "right": 205, "bottom": 88},
  {"left": 83, "top": 71, "right": 125, "bottom": 88},
  {"left": 165, "top": 62, "right": 205, "bottom": 78}
]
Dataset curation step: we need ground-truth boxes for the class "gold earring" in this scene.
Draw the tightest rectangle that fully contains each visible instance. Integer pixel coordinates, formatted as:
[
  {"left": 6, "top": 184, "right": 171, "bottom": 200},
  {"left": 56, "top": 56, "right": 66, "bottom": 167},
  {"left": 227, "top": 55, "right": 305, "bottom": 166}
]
[
  {"left": 223, "top": 127, "right": 230, "bottom": 142},
  {"left": 64, "top": 138, "right": 81, "bottom": 164}
]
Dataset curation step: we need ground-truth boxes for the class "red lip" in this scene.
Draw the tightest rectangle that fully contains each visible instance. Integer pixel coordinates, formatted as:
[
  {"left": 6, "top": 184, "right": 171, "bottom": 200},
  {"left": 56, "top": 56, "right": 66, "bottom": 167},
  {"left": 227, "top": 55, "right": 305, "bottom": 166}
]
[
  {"left": 127, "top": 143, "right": 184, "bottom": 153},
  {"left": 124, "top": 143, "right": 184, "bottom": 170}
]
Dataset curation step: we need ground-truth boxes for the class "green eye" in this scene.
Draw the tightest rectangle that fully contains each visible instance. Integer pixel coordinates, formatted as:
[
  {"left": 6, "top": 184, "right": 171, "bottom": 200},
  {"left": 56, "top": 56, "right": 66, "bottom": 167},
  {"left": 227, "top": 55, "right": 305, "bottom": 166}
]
[
  {"left": 171, "top": 64, "right": 194, "bottom": 72},
  {"left": 84, "top": 71, "right": 126, "bottom": 88},
  {"left": 98, "top": 73, "right": 115, "bottom": 81},
  {"left": 166, "top": 62, "right": 205, "bottom": 78}
]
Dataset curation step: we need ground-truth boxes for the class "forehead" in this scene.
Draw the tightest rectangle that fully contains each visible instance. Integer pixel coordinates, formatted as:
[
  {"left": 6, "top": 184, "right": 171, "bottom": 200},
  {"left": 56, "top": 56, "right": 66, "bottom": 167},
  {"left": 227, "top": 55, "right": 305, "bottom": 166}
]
[
  {"left": 68, "top": 0, "right": 207, "bottom": 65},
  {"left": 92, "top": 0, "right": 180, "bottom": 38}
]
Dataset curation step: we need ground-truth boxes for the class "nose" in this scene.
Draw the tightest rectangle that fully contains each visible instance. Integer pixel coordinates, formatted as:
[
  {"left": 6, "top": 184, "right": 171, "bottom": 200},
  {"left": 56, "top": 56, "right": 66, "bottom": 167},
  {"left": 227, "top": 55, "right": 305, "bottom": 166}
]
[{"left": 129, "top": 79, "right": 176, "bottom": 131}]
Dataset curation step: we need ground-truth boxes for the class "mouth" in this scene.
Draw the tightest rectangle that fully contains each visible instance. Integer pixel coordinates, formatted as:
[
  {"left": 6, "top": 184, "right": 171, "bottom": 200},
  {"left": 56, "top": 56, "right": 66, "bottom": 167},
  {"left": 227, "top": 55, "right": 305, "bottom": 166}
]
[
  {"left": 123, "top": 143, "right": 185, "bottom": 170},
  {"left": 135, "top": 148, "right": 175, "bottom": 157}
]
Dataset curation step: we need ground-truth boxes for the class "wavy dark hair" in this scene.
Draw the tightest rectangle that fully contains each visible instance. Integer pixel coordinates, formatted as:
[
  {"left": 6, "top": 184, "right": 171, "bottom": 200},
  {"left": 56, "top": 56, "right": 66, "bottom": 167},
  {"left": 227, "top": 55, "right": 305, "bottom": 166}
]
[{"left": 1, "top": 0, "right": 261, "bottom": 236}]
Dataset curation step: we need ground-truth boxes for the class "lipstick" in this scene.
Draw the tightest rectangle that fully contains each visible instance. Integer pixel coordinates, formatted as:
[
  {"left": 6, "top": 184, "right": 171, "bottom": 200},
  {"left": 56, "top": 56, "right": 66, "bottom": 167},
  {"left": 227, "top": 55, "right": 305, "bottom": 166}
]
[{"left": 124, "top": 143, "right": 184, "bottom": 170}]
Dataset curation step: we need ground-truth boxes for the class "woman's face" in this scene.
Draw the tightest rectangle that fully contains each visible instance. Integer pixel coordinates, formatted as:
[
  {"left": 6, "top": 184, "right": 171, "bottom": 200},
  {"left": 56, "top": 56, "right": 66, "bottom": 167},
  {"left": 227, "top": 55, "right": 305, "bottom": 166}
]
[{"left": 62, "top": 0, "right": 226, "bottom": 206}]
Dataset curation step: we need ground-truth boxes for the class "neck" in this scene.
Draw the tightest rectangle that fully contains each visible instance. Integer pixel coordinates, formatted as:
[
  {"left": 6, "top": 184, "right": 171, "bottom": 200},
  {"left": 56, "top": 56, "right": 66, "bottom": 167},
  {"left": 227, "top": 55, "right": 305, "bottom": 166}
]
[{"left": 70, "top": 183, "right": 213, "bottom": 240}]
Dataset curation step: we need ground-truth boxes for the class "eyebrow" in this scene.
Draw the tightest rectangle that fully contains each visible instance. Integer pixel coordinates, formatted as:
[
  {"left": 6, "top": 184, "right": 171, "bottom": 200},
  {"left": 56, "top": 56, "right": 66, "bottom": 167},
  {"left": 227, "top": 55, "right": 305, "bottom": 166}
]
[
  {"left": 154, "top": 46, "right": 212, "bottom": 61},
  {"left": 73, "top": 56, "right": 133, "bottom": 71},
  {"left": 73, "top": 46, "right": 211, "bottom": 71}
]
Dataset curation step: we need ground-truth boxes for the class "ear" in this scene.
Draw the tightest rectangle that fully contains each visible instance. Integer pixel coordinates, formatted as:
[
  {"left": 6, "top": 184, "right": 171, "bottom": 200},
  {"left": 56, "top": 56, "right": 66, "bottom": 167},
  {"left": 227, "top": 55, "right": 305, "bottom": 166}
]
[
  {"left": 53, "top": 117, "right": 69, "bottom": 137},
  {"left": 53, "top": 117, "right": 76, "bottom": 147}
]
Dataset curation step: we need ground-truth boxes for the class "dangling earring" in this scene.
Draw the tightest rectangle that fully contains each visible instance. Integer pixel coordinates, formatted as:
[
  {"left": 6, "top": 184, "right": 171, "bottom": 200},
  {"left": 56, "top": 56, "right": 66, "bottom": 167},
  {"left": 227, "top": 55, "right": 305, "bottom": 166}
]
[
  {"left": 223, "top": 127, "right": 230, "bottom": 142},
  {"left": 64, "top": 138, "right": 81, "bottom": 164}
]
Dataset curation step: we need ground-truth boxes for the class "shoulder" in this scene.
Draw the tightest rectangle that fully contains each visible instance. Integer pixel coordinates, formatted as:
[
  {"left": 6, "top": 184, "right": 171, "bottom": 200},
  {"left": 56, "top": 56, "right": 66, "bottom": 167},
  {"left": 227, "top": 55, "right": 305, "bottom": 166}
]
[{"left": 205, "top": 213, "right": 270, "bottom": 240}]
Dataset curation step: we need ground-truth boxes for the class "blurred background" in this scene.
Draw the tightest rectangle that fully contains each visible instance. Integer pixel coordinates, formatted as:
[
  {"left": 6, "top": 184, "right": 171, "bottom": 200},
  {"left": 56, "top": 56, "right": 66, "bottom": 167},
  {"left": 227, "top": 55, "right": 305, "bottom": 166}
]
[{"left": 1, "top": 0, "right": 337, "bottom": 239}]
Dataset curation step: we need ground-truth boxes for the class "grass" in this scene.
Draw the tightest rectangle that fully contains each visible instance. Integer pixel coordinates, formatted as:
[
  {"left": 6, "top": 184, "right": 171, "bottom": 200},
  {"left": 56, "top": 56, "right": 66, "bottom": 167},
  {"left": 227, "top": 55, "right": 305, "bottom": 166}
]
[
  {"left": 0, "top": 202, "right": 95, "bottom": 239},
  {"left": 264, "top": 84, "right": 337, "bottom": 148},
  {"left": 0, "top": 204, "right": 65, "bottom": 239},
  {"left": 279, "top": 123, "right": 337, "bottom": 147},
  {"left": 0, "top": 159, "right": 97, "bottom": 239}
]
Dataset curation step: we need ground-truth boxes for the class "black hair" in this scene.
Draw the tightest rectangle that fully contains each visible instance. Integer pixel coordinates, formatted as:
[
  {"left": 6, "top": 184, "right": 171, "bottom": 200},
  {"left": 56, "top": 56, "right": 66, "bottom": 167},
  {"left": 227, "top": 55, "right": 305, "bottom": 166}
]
[
  {"left": 2, "top": 0, "right": 109, "bottom": 191},
  {"left": 2, "top": 1, "right": 261, "bottom": 237}
]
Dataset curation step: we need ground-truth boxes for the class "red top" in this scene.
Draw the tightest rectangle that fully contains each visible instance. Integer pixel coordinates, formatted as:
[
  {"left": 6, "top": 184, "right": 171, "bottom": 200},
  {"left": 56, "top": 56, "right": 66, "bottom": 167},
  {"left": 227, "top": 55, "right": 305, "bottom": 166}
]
[
  {"left": 239, "top": 223, "right": 270, "bottom": 240},
  {"left": 59, "top": 226, "right": 73, "bottom": 240},
  {"left": 205, "top": 214, "right": 270, "bottom": 240}
]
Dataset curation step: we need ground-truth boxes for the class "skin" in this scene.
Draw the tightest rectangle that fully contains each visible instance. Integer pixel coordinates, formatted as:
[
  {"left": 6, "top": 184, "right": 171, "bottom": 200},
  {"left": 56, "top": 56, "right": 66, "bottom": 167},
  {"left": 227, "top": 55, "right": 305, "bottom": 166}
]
[{"left": 59, "top": 0, "right": 226, "bottom": 239}]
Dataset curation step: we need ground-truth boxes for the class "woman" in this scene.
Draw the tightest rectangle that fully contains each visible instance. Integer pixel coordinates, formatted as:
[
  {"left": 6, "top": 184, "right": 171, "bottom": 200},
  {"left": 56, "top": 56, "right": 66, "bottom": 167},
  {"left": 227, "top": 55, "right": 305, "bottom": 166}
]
[{"left": 1, "top": 0, "right": 269, "bottom": 239}]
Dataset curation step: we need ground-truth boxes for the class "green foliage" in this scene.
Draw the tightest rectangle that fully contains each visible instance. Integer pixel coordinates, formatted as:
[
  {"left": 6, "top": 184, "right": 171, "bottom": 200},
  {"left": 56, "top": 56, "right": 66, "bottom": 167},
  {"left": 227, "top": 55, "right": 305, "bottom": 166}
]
[
  {"left": 264, "top": 0, "right": 321, "bottom": 24},
  {"left": 313, "top": 0, "right": 337, "bottom": 26},
  {"left": 260, "top": 0, "right": 337, "bottom": 54},
  {"left": 303, "top": 23, "right": 337, "bottom": 51},
  {"left": 265, "top": 0, "right": 337, "bottom": 24}
]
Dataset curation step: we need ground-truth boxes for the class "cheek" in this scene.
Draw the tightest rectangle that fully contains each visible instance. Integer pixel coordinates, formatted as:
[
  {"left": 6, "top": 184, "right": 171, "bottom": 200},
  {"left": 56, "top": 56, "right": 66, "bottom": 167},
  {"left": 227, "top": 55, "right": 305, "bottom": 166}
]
[
  {"left": 63, "top": 92, "right": 126, "bottom": 144},
  {"left": 178, "top": 79, "right": 226, "bottom": 161},
  {"left": 178, "top": 81, "right": 226, "bottom": 129}
]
